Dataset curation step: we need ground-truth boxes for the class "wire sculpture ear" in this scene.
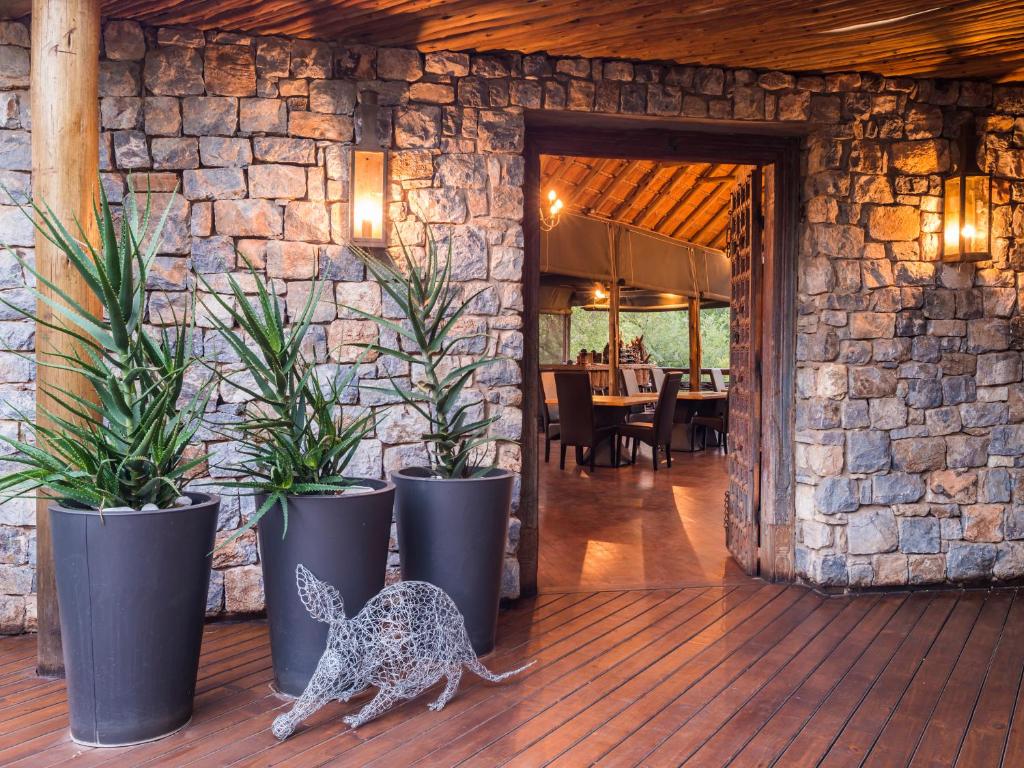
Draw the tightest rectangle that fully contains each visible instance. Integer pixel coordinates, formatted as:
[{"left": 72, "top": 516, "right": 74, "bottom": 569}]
[{"left": 295, "top": 564, "right": 345, "bottom": 623}]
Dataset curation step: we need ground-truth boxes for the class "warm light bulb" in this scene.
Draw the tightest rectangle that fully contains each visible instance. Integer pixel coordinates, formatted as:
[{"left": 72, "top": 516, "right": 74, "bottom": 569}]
[
  {"left": 547, "top": 189, "right": 557, "bottom": 202},
  {"left": 354, "top": 195, "right": 382, "bottom": 240},
  {"left": 595, "top": 287, "right": 607, "bottom": 300},
  {"left": 961, "top": 224, "right": 976, "bottom": 239}
]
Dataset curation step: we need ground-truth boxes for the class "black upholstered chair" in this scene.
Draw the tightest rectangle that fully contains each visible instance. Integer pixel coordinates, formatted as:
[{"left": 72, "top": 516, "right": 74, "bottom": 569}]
[
  {"left": 554, "top": 371, "right": 618, "bottom": 471},
  {"left": 618, "top": 373, "right": 682, "bottom": 470},
  {"left": 621, "top": 368, "right": 652, "bottom": 422},
  {"left": 539, "top": 371, "right": 560, "bottom": 463},
  {"left": 691, "top": 389, "right": 730, "bottom": 453}
]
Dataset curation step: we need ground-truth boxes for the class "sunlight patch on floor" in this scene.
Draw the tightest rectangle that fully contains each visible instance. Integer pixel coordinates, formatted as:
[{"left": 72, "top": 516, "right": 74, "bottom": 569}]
[{"left": 581, "top": 536, "right": 638, "bottom": 584}]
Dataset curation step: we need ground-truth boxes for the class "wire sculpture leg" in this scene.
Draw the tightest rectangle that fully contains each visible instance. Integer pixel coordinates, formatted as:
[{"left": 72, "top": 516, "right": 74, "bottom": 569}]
[
  {"left": 343, "top": 689, "right": 404, "bottom": 729},
  {"left": 336, "top": 680, "right": 370, "bottom": 702},
  {"left": 429, "top": 667, "right": 463, "bottom": 711},
  {"left": 272, "top": 682, "right": 333, "bottom": 740}
]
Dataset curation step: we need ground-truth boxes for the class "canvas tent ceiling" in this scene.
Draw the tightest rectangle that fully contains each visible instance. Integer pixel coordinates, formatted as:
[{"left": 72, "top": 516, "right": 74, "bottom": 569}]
[{"left": 540, "top": 213, "right": 730, "bottom": 313}]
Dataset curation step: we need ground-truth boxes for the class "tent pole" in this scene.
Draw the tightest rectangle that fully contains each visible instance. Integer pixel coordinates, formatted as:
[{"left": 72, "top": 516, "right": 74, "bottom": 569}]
[
  {"left": 607, "top": 226, "right": 620, "bottom": 395},
  {"left": 31, "top": 0, "right": 102, "bottom": 677},
  {"left": 688, "top": 297, "right": 702, "bottom": 392},
  {"left": 609, "top": 280, "right": 620, "bottom": 395}
]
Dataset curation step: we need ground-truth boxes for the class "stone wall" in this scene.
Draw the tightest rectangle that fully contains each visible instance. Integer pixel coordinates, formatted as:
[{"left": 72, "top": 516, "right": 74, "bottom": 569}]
[{"left": 0, "top": 15, "right": 1022, "bottom": 632}]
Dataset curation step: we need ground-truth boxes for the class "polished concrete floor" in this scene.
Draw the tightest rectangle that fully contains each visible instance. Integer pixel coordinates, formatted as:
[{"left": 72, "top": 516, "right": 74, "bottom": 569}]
[{"left": 537, "top": 436, "right": 746, "bottom": 592}]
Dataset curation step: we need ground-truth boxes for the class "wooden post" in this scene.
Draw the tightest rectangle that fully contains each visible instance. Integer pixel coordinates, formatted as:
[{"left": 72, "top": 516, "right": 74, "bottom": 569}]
[
  {"left": 688, "top": 296, "right": 702, "bottom": 392},
  {"left": 606, "top": 225, "right": 620, "bottom": 395},
  {"left": 31, "top": 0, "right": 102, "bottom": 677},
  {"left": 608, "top": 280, "right": 620, "bottom": 395}
]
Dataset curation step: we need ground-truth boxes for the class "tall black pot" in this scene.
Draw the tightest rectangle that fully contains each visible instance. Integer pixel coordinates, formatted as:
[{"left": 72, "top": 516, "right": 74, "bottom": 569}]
[
  {"left": 50, "top": 493, "right": 220, "bottom": 747},
  {"left": 392, "top": 467, "right": 512, "bottom": 655},
  {"left": 257, "top": 479, "right": 395, "bottom": 696}
]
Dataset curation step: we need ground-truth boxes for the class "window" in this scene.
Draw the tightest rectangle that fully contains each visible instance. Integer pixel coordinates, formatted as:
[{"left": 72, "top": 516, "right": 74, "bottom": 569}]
[
  {"left": 539, "top": 313, "right": 568, "bottom": 365},
  {"left": 566, "top": 306, "right": 731, "bottom": 368}
]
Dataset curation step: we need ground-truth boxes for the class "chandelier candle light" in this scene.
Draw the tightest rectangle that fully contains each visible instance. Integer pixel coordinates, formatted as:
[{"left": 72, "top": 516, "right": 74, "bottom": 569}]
[{"left": 540, "top": 188, "right": 565, "bottom": 231}]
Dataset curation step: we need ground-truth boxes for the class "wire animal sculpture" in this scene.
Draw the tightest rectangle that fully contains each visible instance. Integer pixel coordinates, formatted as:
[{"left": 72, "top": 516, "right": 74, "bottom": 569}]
[{"left": 271, "top": 565, "right": 534, "bottom": 738}]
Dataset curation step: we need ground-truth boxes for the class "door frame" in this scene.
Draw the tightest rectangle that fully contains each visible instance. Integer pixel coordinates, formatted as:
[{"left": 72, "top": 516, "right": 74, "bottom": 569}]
[{"left": 519, "top": 111, "right": 803, "bottom": 594}]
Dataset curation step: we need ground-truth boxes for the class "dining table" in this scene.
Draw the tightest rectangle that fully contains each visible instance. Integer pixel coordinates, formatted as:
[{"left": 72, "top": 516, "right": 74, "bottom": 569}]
[{"left": 544, "top": 390, "right": 728, "bottom": 465}]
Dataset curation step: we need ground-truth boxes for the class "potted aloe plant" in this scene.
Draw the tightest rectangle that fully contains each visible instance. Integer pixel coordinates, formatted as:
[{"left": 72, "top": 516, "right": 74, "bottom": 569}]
[
  {"left": 352, "top": 234, "right": 513, "bottom": 654},
  {"left": 199, "top": 265, "right": 394, "bottom": 696},
  {"left": 0, "top": 186, "right": 219, "bottom": 746}
]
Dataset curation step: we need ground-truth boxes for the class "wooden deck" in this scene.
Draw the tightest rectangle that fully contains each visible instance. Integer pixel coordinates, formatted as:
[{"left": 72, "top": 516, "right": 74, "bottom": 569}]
[{"left": 3, "top": 584, "right": 1024, "bottom": 766}]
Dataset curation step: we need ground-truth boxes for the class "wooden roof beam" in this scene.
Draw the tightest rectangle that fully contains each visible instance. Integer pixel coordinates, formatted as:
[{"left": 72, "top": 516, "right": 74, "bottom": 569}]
[
  {"left": 610, "top": 161, "right": 662, "bottom": 222},
  {"left": 585, "top": 159, "right": 638, "bottom": 215},
  {"left": 653, "top": 164, "right": 728, "bottom": 233}
]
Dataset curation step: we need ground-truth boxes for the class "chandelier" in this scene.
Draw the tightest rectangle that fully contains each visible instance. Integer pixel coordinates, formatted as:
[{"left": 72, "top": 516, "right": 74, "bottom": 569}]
[{"left": 539, "top": 189, "right": 565, "bottom": 231}]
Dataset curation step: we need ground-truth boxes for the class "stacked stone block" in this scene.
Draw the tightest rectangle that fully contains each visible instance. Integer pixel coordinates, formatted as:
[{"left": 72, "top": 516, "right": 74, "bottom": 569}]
[{"left": 0, "top": 14, "right": 1022, "bottom": 632}]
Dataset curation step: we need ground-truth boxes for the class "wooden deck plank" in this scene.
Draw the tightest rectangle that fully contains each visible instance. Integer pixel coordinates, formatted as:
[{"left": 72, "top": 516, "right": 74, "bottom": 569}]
[
  {"left": 161, "top": 589, "right": 676, "bottom": 767},
  {"left": 725, "top": 593, "right": 905, "bottom": 766},
  {"left": 456, "top": 585, "right": 798, "bottom": 766},
  {"left": 577, "top": 594, "right": 849, "bottom": 767},
  {"left": 771, "top": 591, "right": 936, "bottom": 767},
  {"left": 283, "top": 587, "right": 739, "bottom": 768},
  {"left": 814, "top": 592, "right": 960, "bottom": 767},
  {"left": 2, "top": 585, "right": 1024, "bottom": 768},
  {"left": 908, "top": 591, "right": 1014, "bottom": 768},
  {"left": 360, "top": 587, "right": 755, "bottom": 768},
  {"left": 675, "top": 595, "right": 881, "bottom": 767},
  {"left": 40, "top": 591, "right": 595, "bottom": 768},
  {"left": 861, "top": 590, "right": 991, "bottom": 767},
  {"left": 954, "top": 592, "right": 1024, "bottom": 768}
]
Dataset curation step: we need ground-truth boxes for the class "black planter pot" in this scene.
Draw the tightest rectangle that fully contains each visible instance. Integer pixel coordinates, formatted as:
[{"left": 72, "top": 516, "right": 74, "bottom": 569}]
[
  {"left": 257, "top": 479, "right": 395, "bottom": 696},
  {"left": 50, "top": 493, "right": 220, "bottom": 747},
  {"left": 392, "top": 467, "right": 513, "bottom": 655}
]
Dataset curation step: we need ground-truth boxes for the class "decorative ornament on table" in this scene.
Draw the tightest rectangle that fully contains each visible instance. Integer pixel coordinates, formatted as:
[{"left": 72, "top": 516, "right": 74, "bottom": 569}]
[{"left": 271, "top": 565, "right": 535, "bottom": 738}]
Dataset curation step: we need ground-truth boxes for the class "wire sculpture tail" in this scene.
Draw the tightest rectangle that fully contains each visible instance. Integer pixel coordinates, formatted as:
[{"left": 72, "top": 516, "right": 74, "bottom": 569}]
[{"left": 465, "top": 656, "right": 536, "bottom": 682}]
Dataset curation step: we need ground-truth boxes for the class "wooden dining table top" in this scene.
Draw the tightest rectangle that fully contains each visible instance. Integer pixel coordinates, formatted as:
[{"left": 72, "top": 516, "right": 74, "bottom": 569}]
[{"left": 545, "top": 391, "right": 727, "bottom": 407}]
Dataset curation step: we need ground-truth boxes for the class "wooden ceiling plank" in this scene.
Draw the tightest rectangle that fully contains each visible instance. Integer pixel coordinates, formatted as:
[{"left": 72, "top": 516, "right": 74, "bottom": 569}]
[
  {"left": 586, "top": 159, "right": 641, "bottom": 216},
  {"left": 652, "top": 164, "right": 723, "bottom": 233},
  {"left": 610, "top": 161, "right": 662, "bottom": 222},
  {"left": 98, "top": 0, "right": 1024, "bottom": 91},
  {"left": 630, "top": 165, "right": 692, "bottom": 229}
]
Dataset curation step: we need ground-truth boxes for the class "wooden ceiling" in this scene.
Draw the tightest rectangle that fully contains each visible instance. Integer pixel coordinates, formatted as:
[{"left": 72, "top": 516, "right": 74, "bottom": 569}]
[
  {"left": 542, "top": 155, "right": 748, "bottom": 251},
  {"left": 89, "top": 0, "right": 1024, "bottom": 82}
]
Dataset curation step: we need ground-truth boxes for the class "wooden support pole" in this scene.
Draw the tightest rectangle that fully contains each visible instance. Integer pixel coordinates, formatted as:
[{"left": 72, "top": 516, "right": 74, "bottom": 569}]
[
  {"left": 607, "top": 224, "right": 620, "bottom": 395},
  {"left": 609, "top": 280, "right": 620, "bottom": 395},
  {"left": 689, "top": 296, "right": 702, "bottom": 392},
  {"left": 31, "top": 0, "right": 102, "bottom": 677}
]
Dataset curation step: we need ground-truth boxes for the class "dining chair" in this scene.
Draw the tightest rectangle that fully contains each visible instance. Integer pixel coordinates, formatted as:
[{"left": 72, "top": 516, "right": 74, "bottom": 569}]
[
  {"left": 622, "top": 368, "right": 641, "bottom": 396},
  {"left": 539, "top": 371, "right": 560, "bottom": 462},
  {"left": 710, "top": 368, "right": 727, "bottom": 392},
  {"left": 618, "top": 373, "right": 682, "bottom": 471},
  {"left": 690, "top": 389, "right": 730, "bottom": 452},
  {"left": 554, "top": 371, "right": 618, "bottom": 471},
  {"left": 652, "top": 367, "right": 666, "bottom": 392}
]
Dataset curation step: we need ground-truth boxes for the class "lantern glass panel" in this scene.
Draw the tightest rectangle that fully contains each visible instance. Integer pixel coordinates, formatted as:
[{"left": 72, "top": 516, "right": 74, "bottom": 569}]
[
  {"left": 944, "top": 175, "right": 961, "bottom": 255},
  {"left": 351, "top": 149, "right": 386, "bottom": 245},
  {"left": 963, "top": 173, "right": 989, "bottom": 254}
]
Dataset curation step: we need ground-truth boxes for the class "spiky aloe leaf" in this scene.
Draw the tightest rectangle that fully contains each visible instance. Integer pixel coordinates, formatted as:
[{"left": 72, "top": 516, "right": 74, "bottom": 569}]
[
  {"left": 351, "top": 226, "right": 512, "bottom": 478},
  {"left": 0, "top": 178, "right": 210, "bottom": 509}
]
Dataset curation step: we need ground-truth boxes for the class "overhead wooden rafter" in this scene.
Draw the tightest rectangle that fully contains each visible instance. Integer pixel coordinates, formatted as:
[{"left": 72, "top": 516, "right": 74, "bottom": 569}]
[
  {"left": 542, "top": 155, "right": 748, "bottom": 250},
  {"left": 90, "top": 0, "right": 1024, "bottom": 82}
]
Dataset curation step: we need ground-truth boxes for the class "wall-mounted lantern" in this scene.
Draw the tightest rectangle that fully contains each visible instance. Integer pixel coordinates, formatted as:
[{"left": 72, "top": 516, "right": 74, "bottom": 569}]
[
  {"left": 349, "top": 90, "right": 388, "bottom": 248},
  {"left": 943, "top": 117, "right": 991, "bottom": 262}
]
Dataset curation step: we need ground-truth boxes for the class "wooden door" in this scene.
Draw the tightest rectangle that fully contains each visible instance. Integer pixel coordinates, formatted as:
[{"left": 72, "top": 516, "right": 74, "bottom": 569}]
[{"left": 724, "top": 169, "right": 763, "bottom": 574}]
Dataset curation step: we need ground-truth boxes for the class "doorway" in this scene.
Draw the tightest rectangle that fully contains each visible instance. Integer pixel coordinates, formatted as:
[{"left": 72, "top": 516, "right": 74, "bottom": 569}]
[{"left": 518, "top": 113, "right": 801, "bottom": 595}]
